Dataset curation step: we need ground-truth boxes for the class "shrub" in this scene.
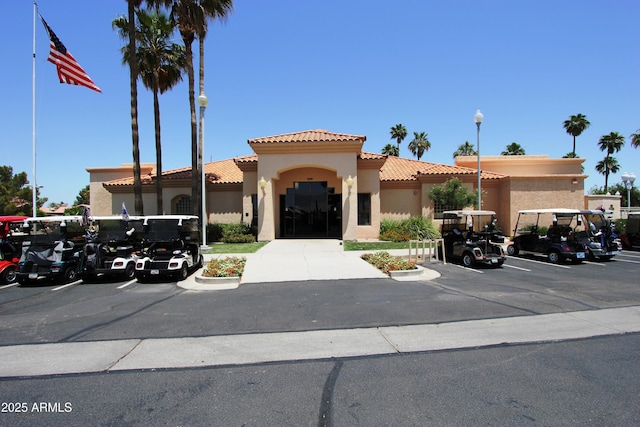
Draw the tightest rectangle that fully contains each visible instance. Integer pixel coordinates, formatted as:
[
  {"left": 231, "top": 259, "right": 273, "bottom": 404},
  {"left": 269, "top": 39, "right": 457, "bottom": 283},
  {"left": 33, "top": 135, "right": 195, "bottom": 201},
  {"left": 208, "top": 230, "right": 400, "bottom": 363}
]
[
  {"left": 361, "top": 251, "right": 416, "bottom": 274},
  {"left": 202, "top": 256, "right": 246, "bottom": 277},
  {"left": 208, "top": 222, "right": 256, "bottom": 243},
  {"left": 380, "top": 216, "right": 440, "bottom": 242}
]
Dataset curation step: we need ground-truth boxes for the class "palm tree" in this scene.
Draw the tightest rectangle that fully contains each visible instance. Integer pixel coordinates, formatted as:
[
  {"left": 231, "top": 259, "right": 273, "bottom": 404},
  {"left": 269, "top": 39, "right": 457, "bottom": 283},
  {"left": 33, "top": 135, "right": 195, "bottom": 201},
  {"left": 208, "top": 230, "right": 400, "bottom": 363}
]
[
  {"left": 631, "top": 129, "right": 640, "bottom": 149},
  {"left": 408, "top": 131, "right": 431, "bottom": 161},
  {"left": 389, "top": 124, "right": 407, "bottom": 156},
  {"left": 597, "top": 131, "right": 625, "bottom": 192},
  {"left": 501, "top": 142, "right": 526, "bottom": 155},
  {"left": 381, "top": 143, "right": 399, "bottom": 156},
  {"left": 150, "top": 0, "right": 233, "bottom": 217},
  {"left": 563, "top": 114, "right": 590, "bottom": 157},
  {"left": 453, "top": 141, "right": 476, "bottom": 158},
  {"left": 596, "top": 157, "right": 621, "bottom": 192},
  {"left": 114, "top": 10, "right": 186, "bottom": 214},
  {"left": 116, "top": 0, "right": 144, "bottom": 215}
]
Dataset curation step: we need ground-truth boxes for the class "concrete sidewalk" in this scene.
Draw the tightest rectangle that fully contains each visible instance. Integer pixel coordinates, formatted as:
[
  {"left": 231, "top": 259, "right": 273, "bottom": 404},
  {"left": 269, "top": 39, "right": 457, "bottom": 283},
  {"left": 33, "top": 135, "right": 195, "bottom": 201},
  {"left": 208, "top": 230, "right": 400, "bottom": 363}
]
[
  {"left": 2, "top": 306, "right": 640, "bottom": 378},
  {"left": 185, "top": 239, "right": 439, "bottom": 287}
]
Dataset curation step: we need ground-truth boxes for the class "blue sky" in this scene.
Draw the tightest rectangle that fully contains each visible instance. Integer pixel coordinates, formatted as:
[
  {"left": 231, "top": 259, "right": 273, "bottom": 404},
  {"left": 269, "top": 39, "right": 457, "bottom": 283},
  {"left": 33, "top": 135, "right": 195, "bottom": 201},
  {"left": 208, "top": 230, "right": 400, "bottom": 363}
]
[{"left": 2, "top": 0, "right": 639, "bottom": 207}]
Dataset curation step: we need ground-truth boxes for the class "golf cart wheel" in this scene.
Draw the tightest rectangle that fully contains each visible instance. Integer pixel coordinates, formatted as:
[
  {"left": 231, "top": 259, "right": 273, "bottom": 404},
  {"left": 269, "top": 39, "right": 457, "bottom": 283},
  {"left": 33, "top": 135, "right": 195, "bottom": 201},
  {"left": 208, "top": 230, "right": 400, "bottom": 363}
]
[
  {"left": 547, "top": 250, "right": 560, "bottom": 264},
  {"left": 124, "top": 263, "right": 136, "bottom": 280},
  {"left": 2, "top": 266, "right": 17, "bottom": 284},
  {"left": 63, "top": 268, "right": 78, "bottom": 283},
  {"left": 178, "top": 263, "right": 189, "bottom": 281},
  {"left": 462, "top": 253, "right": 474, "bottom": 267},
  {"left": 506, "top": 244, "right": 518, "bottom": 256}
]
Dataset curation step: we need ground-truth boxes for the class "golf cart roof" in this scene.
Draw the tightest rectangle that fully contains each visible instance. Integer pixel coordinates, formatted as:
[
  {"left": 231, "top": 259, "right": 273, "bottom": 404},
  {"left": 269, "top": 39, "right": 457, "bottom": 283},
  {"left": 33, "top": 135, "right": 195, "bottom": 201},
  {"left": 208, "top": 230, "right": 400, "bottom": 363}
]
[
  {"left": 517, "top": 208, "right": 581, "bottom": 215},
  {"left": 142, "top": 215, "right": 199, "bottom": 221},
  {"left": 90, "top": 215, "right": 144, "bottom": 222},
  {"left": 443, "top": 210, "right": 497, "bottom": 217},
  {"left": 23, "top": 215, "right": 84, "bottom": 224},
  {"left": 580, "top": 209, "right": 613, "bottom": 215}
]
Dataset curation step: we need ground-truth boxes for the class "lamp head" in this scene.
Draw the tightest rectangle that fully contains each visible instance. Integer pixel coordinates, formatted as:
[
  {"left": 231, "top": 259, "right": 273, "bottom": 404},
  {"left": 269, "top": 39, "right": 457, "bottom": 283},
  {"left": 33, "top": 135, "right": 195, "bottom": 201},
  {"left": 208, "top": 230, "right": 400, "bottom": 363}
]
[
  {"left": 197, "top": 93, "right": 208, "bottom": 108},
  {"left": 473, "top": 109, "right": 484, "bottom": 124}
]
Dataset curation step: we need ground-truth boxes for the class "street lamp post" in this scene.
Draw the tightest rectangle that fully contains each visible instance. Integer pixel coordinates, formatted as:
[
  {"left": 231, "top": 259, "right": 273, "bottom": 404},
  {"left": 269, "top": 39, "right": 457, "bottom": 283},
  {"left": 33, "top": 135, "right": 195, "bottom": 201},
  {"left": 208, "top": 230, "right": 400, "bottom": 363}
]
[
  {"left": 621, "top": 172, "right": 636, "bottom": 214},
  {"left": 474, "top": 109, "right": 484, "bottom": 209},
  {"left": 198, "top": 92, "right": 208, "bottom": 249}
]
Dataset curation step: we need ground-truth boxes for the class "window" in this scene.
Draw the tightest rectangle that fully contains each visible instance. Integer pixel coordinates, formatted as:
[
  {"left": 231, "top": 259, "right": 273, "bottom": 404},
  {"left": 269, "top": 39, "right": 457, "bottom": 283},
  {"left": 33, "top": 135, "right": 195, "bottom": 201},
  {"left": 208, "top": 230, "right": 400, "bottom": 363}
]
[
  {"left": 433, "top": 200, "right": 454, "bottom": 219},
  {"left": 175, "top": 196, "right": 191, "bottom": 215},
  {"left": 357, "top": 193, "right": 371, "bottom": 225},
  {"left": 251, "top": 194, "right": 258, "bottom": 227}
]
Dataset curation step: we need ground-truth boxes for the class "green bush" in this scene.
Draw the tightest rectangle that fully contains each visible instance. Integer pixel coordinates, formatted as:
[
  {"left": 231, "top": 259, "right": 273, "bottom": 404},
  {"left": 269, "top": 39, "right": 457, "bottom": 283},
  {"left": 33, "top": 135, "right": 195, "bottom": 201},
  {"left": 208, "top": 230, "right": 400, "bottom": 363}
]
[
  {"left": 208, "top": 222, "right": 256, "bottom": 243},
  {"left": 380, "top": 216, "right": 440, "bottom": 242}
]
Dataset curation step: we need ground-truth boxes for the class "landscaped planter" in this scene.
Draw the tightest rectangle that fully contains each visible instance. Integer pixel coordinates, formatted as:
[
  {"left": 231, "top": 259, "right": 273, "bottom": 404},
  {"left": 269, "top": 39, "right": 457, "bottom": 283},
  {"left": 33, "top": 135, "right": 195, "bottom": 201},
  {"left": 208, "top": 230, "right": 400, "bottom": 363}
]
[{"left": 194, "top": 273, "right": 240, "bottom": 290}]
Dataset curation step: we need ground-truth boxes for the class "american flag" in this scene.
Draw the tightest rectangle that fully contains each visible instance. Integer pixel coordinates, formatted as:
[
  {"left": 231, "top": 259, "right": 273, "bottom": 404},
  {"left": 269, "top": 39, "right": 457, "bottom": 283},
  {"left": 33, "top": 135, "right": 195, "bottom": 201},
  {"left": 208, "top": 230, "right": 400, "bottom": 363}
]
[
  {"left": 122, "top": 202, "right": 130, "bottom": 220},
  {"left": 40, "top": 16, "right": 102, "bottom": 93}
]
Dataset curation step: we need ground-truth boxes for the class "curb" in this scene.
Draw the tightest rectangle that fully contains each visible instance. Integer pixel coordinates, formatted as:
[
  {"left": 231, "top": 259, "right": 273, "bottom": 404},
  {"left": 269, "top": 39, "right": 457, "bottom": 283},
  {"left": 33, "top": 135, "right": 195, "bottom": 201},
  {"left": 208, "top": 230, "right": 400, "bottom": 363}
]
[{"left": 389, "top": 265, "right": 441, "bottom": 281}]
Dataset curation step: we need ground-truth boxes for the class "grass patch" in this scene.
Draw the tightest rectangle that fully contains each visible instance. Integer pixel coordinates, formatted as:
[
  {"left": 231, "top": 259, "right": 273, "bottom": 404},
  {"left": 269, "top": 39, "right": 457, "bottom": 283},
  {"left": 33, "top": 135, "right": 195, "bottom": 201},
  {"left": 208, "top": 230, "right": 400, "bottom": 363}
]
[
  {"left": 343, "top": 241, "right": 410, "bottom": 251},
  {"left": 204, "top": 242, "right": 268, "bottom": 254}
]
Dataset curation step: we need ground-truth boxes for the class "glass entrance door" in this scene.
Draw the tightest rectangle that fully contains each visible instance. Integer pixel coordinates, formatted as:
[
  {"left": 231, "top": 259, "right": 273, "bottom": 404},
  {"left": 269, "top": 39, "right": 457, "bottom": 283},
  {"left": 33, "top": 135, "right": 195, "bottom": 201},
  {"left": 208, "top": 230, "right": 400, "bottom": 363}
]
[{"left": 281, "top": 181, "right": 340, "bottom": 238}]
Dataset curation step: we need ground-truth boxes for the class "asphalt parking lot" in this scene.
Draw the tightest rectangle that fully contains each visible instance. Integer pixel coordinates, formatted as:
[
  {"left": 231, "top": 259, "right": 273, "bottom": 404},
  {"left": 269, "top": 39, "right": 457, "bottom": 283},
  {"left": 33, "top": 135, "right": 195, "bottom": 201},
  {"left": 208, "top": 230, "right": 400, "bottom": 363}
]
[{"left": 1, "top": 249, "right": 639, "bottom": 426}]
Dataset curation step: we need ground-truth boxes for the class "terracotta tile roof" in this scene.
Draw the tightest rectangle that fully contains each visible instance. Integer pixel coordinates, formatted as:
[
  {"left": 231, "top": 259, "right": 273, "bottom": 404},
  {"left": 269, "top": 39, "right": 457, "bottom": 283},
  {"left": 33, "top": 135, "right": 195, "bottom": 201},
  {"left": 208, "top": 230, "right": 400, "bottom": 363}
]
[
  {"left": 359, "top": 152, "right": 387, "bottom": 160},
  {"left": 380, "top": 155, "right": 505, "bottom": 181},
  {"left": 248, "top": 129, "right": 366, "bottom": 144},
  {"left": 234, "top": 154, "right": 258, "bottom": 164},
  {"left": 103, "top": 158, "right": 245, "bottom": 188}
]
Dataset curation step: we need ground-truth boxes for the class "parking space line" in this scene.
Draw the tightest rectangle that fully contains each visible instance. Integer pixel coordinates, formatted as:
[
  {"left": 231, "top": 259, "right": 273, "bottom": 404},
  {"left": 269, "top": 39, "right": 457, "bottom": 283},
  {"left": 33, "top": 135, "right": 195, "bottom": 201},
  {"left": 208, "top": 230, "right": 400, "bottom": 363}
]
[
  {"left": 453, "top": 265, "right": 484, "bottom": 273},
  {"left": 506, "top": 256, "right": 572, "bottom": 269},
  {"left": 583, "top": 261, "right": 606, "bottom": 267},
  {"left": 503, "top": 264, "right": 531, "bottom": 272},
  {"left": 117, "top": 279, "right": 138, "bottom": 289},
  {"left": 51, "top": 281, "right": 80, "bottom": 291},
  {"left": 1, "top": 283, "right": 19, "bottom": 290},
  {"left": 615, "top": 258, "right": 640, "bottom": 264}
]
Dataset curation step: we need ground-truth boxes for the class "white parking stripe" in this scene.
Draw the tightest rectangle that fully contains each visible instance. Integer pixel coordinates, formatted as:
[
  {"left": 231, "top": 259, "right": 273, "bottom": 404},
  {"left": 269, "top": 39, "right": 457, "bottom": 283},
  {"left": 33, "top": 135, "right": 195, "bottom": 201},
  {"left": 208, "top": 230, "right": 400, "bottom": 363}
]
[
  {"left": 453, "top": 265, "right": 484, "bottom": 273},
  {"left": 503, "top": 264, "right": 531, "bottom": 272},
  {"left": 0, "top": 283, "right": 19, "bottom": 290},
  {"left": 51, "top": 282, "right": 77, "bottom": 291},
  {"left": 615, "top": 258, "right": 640, "bottom": 264},
  {"left": 506, "top": 256, "right": 572, "bottom": 269},
  {"left": 117, "top": 279, "right": 138, "bottom": 289}
]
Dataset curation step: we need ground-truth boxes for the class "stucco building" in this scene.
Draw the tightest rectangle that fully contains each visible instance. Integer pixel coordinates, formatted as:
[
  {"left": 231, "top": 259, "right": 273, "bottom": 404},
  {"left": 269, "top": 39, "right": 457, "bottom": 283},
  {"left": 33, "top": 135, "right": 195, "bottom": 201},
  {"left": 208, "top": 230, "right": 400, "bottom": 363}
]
[{"left": 87, "top": 129, "right": 588, "bottom": 239}]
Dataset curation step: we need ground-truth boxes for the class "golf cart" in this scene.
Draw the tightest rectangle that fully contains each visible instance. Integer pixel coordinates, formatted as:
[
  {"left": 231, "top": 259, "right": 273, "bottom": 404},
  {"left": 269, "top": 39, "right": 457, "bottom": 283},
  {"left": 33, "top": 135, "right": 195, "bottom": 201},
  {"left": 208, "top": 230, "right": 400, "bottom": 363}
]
[
  {"left": 80, "top": 216, "right": 145, "bottom": 281},
  {"left": 620, "top": 212, "right": 640, "bottom": 250},
  {"left": 135, "top": 215, "right": 203, "bottom": 282},
  {"left": 16, "top": 216, "right": 86, "bottom": 285},
  {"left": 578, "top": 210, "right": 622, "bottom": 260},
  {"left": 440, "top": 210, "right": 506, "bottom": 267},
  {"left": 0, "top": 216, "right": 28, "bottom": 284},
  {"left": 507, "top": 208, "right": 586, "bottom": 264}
]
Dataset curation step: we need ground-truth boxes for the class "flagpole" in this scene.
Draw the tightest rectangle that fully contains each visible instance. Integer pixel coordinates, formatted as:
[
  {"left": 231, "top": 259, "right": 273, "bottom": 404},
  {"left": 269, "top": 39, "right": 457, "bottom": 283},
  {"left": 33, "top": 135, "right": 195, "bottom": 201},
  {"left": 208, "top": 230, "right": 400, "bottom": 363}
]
[{"left": 32, "top": 1, "right": 38, "bottom": 218}]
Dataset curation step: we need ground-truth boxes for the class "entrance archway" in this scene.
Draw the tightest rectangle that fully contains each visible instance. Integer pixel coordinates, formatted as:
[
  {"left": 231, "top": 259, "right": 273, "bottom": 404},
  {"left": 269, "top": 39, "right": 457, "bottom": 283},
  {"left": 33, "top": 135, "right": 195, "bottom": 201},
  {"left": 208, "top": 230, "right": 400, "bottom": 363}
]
[{"left": 279, "top": 181, "right": 341, "bottom": 238}]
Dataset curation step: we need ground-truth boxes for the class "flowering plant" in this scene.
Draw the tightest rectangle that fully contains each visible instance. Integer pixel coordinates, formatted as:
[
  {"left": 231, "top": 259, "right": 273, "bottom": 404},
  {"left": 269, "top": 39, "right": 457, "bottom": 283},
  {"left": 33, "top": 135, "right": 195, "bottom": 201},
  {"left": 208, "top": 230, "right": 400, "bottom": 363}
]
[
  {"left": 201, "top": 256, "right": 246, "bottom": 278},
  {"left": 361, "top": 251, "right": 416, "bottom": 274}
]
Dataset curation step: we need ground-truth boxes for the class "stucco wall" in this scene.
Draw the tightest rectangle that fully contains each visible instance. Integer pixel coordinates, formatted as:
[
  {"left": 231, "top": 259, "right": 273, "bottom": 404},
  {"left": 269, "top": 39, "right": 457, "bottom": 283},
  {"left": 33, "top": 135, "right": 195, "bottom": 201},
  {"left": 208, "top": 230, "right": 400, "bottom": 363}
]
[
  {"left": 356, "top": 168, "right": 381, "bottom": 240},
  {"left": 380, "top": 186, "right": 421, "bottom": 219}
]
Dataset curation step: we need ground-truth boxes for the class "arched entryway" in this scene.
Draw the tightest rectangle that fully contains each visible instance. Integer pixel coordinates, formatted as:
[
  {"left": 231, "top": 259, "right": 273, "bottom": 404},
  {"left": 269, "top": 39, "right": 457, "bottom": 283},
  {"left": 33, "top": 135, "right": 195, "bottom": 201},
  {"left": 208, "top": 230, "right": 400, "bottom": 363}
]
[{"left": 279, "top": 181, "right": 342, "bottom": 238}]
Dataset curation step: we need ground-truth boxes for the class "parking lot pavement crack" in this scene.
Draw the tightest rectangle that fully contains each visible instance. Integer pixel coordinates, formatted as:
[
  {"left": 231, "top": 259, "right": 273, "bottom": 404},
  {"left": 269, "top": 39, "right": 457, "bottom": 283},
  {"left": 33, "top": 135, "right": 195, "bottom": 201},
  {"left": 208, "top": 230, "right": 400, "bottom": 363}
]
[
  {"left": 106, "top": 339, "right": 143, "bottom": 371},
  {"left": 377, "top": 327, "right": 402, "bottom": 353}
]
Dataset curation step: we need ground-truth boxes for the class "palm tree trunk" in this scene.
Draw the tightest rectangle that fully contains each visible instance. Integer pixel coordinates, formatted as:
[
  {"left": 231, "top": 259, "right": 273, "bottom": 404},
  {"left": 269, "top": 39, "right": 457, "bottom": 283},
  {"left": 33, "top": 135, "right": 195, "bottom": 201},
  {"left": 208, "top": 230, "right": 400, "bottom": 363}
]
[
  {"left": 183, "top": 40, "right": 199, "bottom": 217},
  {"left": 128, "top": 2, "right": 143, "bottom": 215},
  {"left": 572, "top": 136, "right": 576, "bottom": 156},
  {"left": 198, "top": 35, "right": 205, "bottom": 225},
  {"left": 153, "top": 83, "right": 163, "bottom": 214}
]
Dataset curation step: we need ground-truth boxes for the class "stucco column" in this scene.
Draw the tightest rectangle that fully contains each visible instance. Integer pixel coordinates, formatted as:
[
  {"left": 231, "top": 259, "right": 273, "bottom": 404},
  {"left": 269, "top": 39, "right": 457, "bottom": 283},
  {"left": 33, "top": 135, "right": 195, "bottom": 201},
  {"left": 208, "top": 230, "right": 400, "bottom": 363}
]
[
  {"left": 257, "top": 176, "right": 275, "bottom": 241},
  {"left": 342, "top": 174, "right": 358, "bottom": 241}
]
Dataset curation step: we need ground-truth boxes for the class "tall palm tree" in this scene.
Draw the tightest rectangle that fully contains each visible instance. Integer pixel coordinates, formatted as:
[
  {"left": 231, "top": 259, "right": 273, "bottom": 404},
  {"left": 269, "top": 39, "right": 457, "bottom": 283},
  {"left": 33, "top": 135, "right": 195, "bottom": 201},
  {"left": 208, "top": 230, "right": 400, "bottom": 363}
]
[
  {"left": 595, "top": 157, "right": 620, "bottom": 192},
  {"left": 389, "top": 124, "right": 407, "bottom": 156},
  {"left": 501, "top": 142, "right": 526, "bottom": 155},
  {"left": 114, "top": 10, "right": 186, "bottom": 214},
  {"left": 408, "top": 131, "right": 431, "bottom": 161},
  {"left": 150, "top": 0, "right": 233, "bottom": 217},
  {"left": 453, "top": 141, "right": 476, "bottom": 158},
  {"left": 381, "top": 143, "right": 399, "bottom": 156},
  {"left": 563, "top": 114, "right": 590, "bottom": 157},
  {"left": 117, "top": 0, "right": 144, "bottom": 215},
  {"left": 597, "top": 131, "right": 625, "bottom": 192},
  {"left": 631, "top": 129, "right": 640, "bottom": 149}
]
